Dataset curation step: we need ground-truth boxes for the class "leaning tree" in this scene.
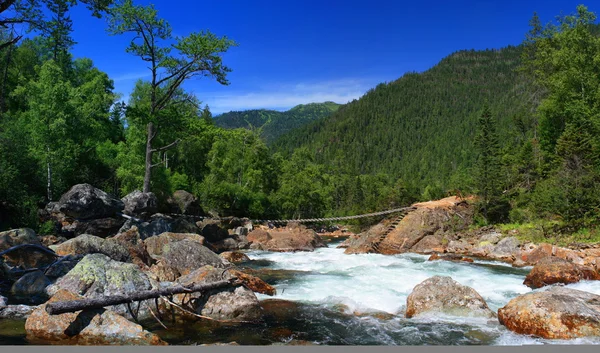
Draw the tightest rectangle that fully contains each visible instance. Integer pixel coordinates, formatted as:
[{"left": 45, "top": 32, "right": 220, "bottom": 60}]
[{"left": 107, "top": 0, "right": 236, "bottom": 193}]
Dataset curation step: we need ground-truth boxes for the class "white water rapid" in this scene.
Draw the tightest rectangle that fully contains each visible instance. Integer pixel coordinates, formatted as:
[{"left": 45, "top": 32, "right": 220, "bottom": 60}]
[{"left": 247, "top": 240, "right": 600, "bottom": 345}]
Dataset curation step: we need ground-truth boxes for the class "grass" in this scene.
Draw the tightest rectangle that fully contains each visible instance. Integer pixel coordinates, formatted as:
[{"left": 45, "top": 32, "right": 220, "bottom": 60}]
[{"left": 498, "top": 220, "right": 600, "bottom": 247}]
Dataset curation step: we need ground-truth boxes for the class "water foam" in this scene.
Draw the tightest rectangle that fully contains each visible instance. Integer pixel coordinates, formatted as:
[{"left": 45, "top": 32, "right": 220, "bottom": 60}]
[{"left": 248, "top": 243, "right": 600, "bottom": 345}]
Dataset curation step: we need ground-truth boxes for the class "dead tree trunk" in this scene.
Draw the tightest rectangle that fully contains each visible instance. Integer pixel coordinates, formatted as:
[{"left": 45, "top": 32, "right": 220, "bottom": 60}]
[{"left": 45, "top": 279, "right": 241, "bottom": 315}]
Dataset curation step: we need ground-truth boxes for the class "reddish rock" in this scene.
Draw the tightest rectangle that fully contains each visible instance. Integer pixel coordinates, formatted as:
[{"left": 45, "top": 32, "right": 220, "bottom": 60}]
[
  {"left": 345, "top": 197, "right": 473, "bottom": 255},
  {"left": 110, "top": 226, "right": 155, "bottom": 269},
  {"left": 226, "top": 269, "right": 276, "bottom": 296},
  {"left": 219, "top": 251, "right": 250, "bottom": 264},
  {"left": 248, "top": 224, "right": 325, "bottom": 252},
  {"left": 498, "top": 286, "right": 600, "bottom": 339},
  {"left": 247, "top": 229, "right": 272, "bottom": 244},
  {"left": 521, "top": 243, "right": 554, "bottom": 264},
  {"left": 523, "top": 257, "right": 600, "bottom": 289},
  {"left": 144, "top": 232, "right": 205, "bottom": 257},
  {"left": 25, "top": 289, "right": 166, "bottom": 345}
]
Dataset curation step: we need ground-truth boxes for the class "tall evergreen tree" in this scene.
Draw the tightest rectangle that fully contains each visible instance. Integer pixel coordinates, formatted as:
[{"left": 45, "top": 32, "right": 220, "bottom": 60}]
[{"left": 475, "top": 104, "right": 502, "bottom": 221}]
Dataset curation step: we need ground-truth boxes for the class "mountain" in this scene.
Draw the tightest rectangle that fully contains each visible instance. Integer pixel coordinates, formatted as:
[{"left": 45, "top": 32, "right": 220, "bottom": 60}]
[
  {"left": 214, "top": 101, "right": 341, "bottom": 144},
  {"left": 272, "top": 45, "right": 536, "bottom": 191}
]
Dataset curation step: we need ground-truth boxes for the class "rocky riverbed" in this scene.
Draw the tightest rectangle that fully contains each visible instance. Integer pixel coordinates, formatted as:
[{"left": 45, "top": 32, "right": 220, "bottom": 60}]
[{"left": 1, "top": 185, "right": 600, "bottom": 345}]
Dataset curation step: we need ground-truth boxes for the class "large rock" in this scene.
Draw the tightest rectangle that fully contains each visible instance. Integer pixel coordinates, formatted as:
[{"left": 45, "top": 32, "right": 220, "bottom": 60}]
[
  {"left": 0, "top": 228, "right": 40, "bottom": 250},
  {"left": 54, "top": 234, "right": 130, "bottom": 263},
  {"left": 47, "top": 253, "right": 158, "bottom": 321},
  {"left": 118, "top": 214, "right": 172, "bottom": 240},
  {"left": 226, "top": 268, "right": 276, "bottom": 296},
  {"left": 156, "top": 239, "right": 231, "bottom": 279},
  {"left": 220, "top": 251, "right": 250, "bottom": 264},
  {"left": 25, "top": 289, "right": 166, "bottom": 345},
  {"left": 56, "top": 184, "right": 124, "bottom": 220},
  {"left": 165, "top": 190, "right": 203, "bottom": 215},
  {"left": 498, "top": 286, "right": 600, "bottom": 339},
  {"left": 171, "top": 266, "right": 263, "bottom": 322},
  {"left": 247, "top": 224, "right": 326, "bottom": 252},
  {"left": 489, "top": 237, "right": 521, "bottom": 262},
  {"left": 60, "top": 217, "right": 126, "bottom": 238},
  {"left": 144, "top": 232, "right": 205, "bottom": 257},
  {"left": 345, "top": 197, "right": 473, "bottom": 255},
  {"left": 10, "top": 270, "right": 52, "bottom": 305},
  {"left": 0, "top": 228, "right": 55, "bottom": 269},
  {"left": 523, "top": 257, "right": 600, "bottom": 289},
  {"left": 121, "top": 190, "right": 158, "bottom": 219},
  {"left": 198, "top": 220, "right": 230, "bottom": 243},
  {"left": 405, "top": 276, "right": 495, "bottom": 319},
  {"left": 109, "top": 227, "right": 155, "bottom": 269}
]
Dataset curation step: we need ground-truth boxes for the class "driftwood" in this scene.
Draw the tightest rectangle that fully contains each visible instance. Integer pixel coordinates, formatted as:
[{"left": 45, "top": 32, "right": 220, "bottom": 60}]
[{"left": 45, "top": 279, "right": 242, "bottom": 315}]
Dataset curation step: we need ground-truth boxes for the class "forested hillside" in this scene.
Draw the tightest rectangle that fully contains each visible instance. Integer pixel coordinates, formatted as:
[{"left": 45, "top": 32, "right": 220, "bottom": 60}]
[
  {"left": 273, "top": 46, "right": 535, "bottom": 191},
  {"left": 214, "top": 102, "right": 340, "bottom": 144}
]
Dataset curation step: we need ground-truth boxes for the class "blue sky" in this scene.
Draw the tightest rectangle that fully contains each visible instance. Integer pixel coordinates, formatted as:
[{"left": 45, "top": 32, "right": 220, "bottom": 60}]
[{"left": 66, "top": 0, "right": 593, "bottom": 114}]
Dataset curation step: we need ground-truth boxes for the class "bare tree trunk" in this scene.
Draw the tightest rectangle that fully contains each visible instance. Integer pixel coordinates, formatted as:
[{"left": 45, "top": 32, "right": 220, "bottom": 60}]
[
  {"left": 45, "top": 279, "right": 240, "bottom": 315},
  {"left": 143, "top": 122, "right": 154, "bottom": 193}
]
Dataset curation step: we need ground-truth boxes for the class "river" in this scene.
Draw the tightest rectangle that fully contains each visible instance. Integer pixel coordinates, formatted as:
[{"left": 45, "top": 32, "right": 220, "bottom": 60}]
[{"left": 2, "top": 238, "right": 600, "bottom": 345}]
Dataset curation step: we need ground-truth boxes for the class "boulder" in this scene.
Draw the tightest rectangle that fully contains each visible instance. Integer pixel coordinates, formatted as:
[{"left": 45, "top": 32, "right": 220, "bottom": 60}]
[
  {"left": 226, "top": 268, "right": 276, "bottom": 296},
  {"left": 144, "top": 232, "right": 205, "bottom": 257},
  {"left": 160, "top": 239, "right": 230, "bottom": 277},
  {"left": 44, "top": 254, "right": 82, "bottom": 279},
  {"left": 109, "top": 227, "right": 155, "bottom": 269},
  {"left": 121, "top": 190, "right": 158, "bottom": 219},
  {"left": 498, "top": 286, "right": 600, "bottom": 339},
  {"left": 54, "top": 234, "right": 130, "bottom": 263},
  {"left": 60, "top": 217, "right": 126, "bottom": 238},
  {"left": 248, "top": 224, "right": 326, "bottom": 252},
  {"left": 118, "top": 214, "right": 172, "bottom": 240},
  {"left": 56, "top": 184, "right": 124, "bottom": 220},
  {"left": 165, "top": 190, "right": 203, "bottom": 215},
  {"left": 521, "top": 243, "right": 553, "bottom": 264},
  {"left": 198, "top": 221, "right": 229, "bottom": 243},
  {"left": 10, "top": 270, "right": 52, "bottom": 305},
  {"left": 172, "top": 266, "right": 263, "bottom": 322},
  {"left": 345, "top": 197, "right": 473, "bottom": 255},
  {"left": 0, "top": 228, "right": 40, "bottom": 250},
  {"left": 220, "top": 251, "right": 250, "bottom": 264},
  {"left": 169, "top": 218, "right": 201, "bottom": 234},
  {"left": 47, "top": 253, "right": 158, "bottom": 321},
  {"left": 0, "top": 228, "right": 55, "bottom": 269},
  {"left": 489, "top": 237, "right": 521, "bottom": 261},
  {"left": 25, "top": 289, "right": 166, "bottom": 345},
  {"left": 247, "top": 229, "right": 272, "bottom": 244},
  {"left": 405, "top": 276, "right": 495, "bottom": 319},
  {"left": 211, "top": 237, "right": 240, "bottom": 253},
  {"left": 523, "top": 257, "right": 600, "bottom": 289}
]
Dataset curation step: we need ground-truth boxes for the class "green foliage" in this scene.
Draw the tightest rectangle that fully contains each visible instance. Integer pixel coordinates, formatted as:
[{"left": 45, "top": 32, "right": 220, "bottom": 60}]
[
  {"left": 273, "top": 46, "right": 534, "bottom": 198},
  {"left": 215, "top": 102, "right": 341, "bottom": 144}
]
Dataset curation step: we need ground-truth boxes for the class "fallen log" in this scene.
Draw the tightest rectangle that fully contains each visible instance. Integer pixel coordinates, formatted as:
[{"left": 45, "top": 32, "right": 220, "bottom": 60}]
[{"left": 45, "top": 278, "right": 242, "bottom": 315}]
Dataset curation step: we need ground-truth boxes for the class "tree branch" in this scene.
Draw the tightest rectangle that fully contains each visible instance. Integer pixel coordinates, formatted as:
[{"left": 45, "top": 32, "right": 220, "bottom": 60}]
[{"left": 151, "top": 139, "right": 181, "bottom": 153}]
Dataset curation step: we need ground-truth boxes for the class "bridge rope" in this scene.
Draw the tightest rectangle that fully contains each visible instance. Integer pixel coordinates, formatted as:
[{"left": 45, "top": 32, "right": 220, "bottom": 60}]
[{"left": 166, "top": 206, "right": 417, "bottom": 224}]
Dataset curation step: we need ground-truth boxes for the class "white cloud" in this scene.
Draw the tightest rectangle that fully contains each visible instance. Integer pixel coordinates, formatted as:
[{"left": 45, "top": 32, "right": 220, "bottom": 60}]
[{"left": 203, "top": 78, "right": 378, "bottom": 114}]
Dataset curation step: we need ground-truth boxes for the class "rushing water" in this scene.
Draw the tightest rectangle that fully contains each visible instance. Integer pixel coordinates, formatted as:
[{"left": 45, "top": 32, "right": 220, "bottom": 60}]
[
  {"left": 3, "top": 239, "right": 600, "bottom": 346},
  {"left": 241, "top": 239, "right": 600, "bottom": 346}
]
